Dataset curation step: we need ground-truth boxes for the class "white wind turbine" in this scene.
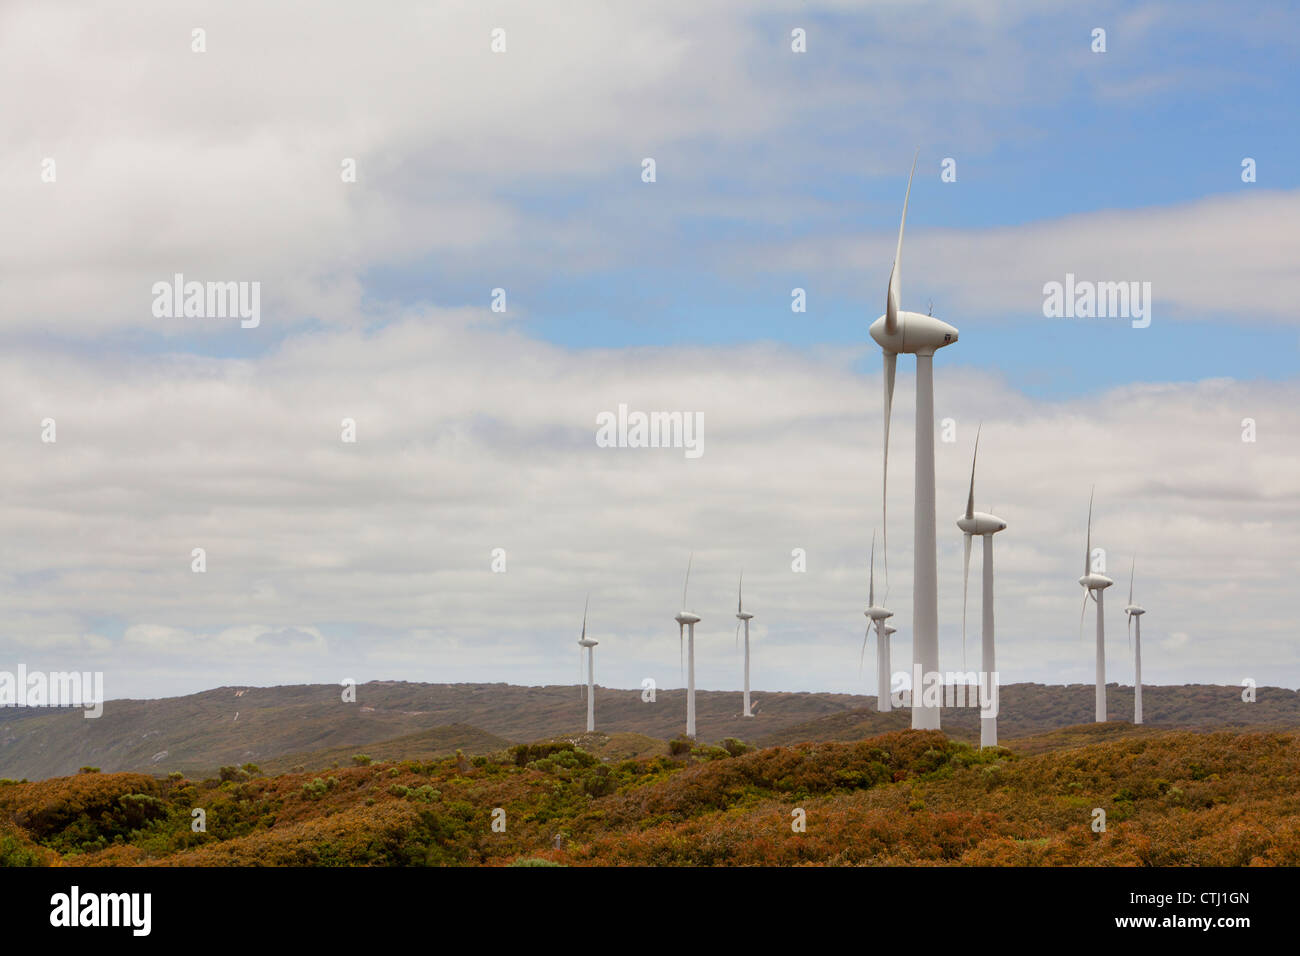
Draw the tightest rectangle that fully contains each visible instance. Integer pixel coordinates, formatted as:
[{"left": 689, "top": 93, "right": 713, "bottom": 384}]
[
  {"left": 956, "top": 429, "right": 1006, "bottom": 748},
  {"left": 577, "top": 596, "right": 598, "bottom": 733},
  {"left": 1077, "top": 489, "right": 1114, "bottom": 722},
  {"left": 1123, "top": 559, "right": 1146, "bottom": 725},
  {"left": 735, "top": 574, "right": 755, "bottom": 718},
  {"left": 863, "top": 531, "right": 894, "bottom": 713},
  {"left": 674, "top": 555, "right": 702, "bottom": 738},
  {"left": 870, "top": 151, "right": 959, "bottom": 730}
]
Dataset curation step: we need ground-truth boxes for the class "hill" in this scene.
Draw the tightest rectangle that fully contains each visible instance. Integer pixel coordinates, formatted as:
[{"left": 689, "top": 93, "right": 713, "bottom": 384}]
[
  {"left": 1, "top": 679, "right": 1296, "bottom": 781},
  {"left": 2, "top": 727, "right": 1298, "bottom": 866},
  {"left": 259, "top": 724, "right": 512, "bottom": 775},
  {"left": 0, "top": 681, "right": 863, "bottom": 780},
  {"left": 759, "top": 682, "right": 1300, "bottom": 748}
]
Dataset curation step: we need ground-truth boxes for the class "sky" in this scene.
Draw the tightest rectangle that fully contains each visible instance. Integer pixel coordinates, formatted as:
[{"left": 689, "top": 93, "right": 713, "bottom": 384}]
[{"left": 0, "top": 0, "right": 1297, "bottom": 703}]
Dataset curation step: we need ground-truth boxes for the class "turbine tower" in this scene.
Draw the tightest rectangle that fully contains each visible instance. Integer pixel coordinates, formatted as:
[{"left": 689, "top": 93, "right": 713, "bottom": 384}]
[
  {"left": 735, "top": 574, "right": 755, "bottom": 718},
  {"left": 870, "top": 151, "right": 959, "bottom": 730},
  {"left": 863, "top": 531, "right": 894, "bottom": 712},
  {"left": 956, "top": 429, "right": 1006, "bottom": 748},
  {"left": 881, "top": 623, "right": 898, "bottom": 709},
  {"left": 674, "top": 555, "right": 702, "bottom": 738},
  {"left": 1123, "top": 559, "right": 1146, "bottom": 725},
  {"left": 577, "top": 596, "right": 598, "bottom": 733},
  {"left": 1077, "top": 489, "right": 1114, "bottom": 722}
]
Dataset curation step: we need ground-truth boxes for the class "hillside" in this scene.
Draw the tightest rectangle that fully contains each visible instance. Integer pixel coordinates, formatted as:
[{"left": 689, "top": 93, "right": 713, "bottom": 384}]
[
  {"left": 0, "top": 681, "right": 864, "bottom": 780},
  {"left": 259, "top": 724, "right": 512, "bottom": 775},
  {"left": 759, "top": 682, "right": 1300, "bottom": 748},
  {"left": 1, "top": 680, "right": 1296, "bottom": 781},
  {"left": 2, "top": 727, "right": 1298, "bottom": 866}
]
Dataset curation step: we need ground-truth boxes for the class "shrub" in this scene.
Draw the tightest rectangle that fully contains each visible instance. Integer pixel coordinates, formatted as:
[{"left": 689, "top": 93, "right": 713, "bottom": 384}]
[
  {"left": 510, "top": 742, "right": 577, "bottom": 767},
  {"left": 352, "top": 754, "right": 372, "bottom": 766}
]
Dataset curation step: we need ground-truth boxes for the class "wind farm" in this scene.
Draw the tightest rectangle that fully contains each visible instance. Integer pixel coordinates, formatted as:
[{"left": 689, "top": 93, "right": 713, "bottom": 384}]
[{"left": 4, "top": 0, "right": 1297, "bottom": 898}]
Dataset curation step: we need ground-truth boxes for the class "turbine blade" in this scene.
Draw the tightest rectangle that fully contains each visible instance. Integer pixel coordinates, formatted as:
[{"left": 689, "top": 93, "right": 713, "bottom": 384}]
[
  {"left": 679, "top": 622, "right": 684, "bottom": 679},
  {"left": 1128, "top": 557, "right": 1135, "bottom": 606},
  {"left": 885, "top": 150, "right": 918, "bottom": 336},
  {"left": 966, "top": 425, "right": 981, "bottom": 520},
  {"left": 683, "top": 553, "right": 693, "bottom": 608},
  {"left": 869, "top": 530, "right": 876, "bottom": 607},
  {"left": 581, "top": 593, "right": 588, "bottom": 642},
  {"left": 882, "top": 351, "right": 897, "bottom": 592},
  {"left": 1127, "top": 610, "right": 1133, "bottom": 652},
  {"left": 735, "top": 620, "right": 741, "bottom": 651},
  {"left": 1078, "top": 588, "right": 1090, "bottom": 640},
  {"left": 962, "top": 532, "right": 972, "bottom": 670},
  {"left": 1084, "top": 487, "right": 1094, "bottom": 577},
  {"left": 738, "top": 572, "right": 743, "bottom": 615},
  {"left": 860, "top": 624, "right": 870, "bottom": 676}
]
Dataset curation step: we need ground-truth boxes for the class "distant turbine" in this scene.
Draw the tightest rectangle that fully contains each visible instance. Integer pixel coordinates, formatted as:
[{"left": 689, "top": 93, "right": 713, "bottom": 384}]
[
  {"left": 955, "top": 429, "right": 1006, "bottom": 748},
  {"left": 577, "top": 596, "right": 598, "bottom": 733},
  {"left": 674, "top": 555, "right": 702, "bottom": 738},
  {"left": 735, "top": 574, "right": 755, "bottom": 718},
  {"left": 863, "top": 531, "right": 894, "bottom": 713},
  {"left": 870, "top": 151, "right": 959, "bottom": 731},
  {"left": 1077, "top": 489, "right": 1114, "bottom": 722},
  {"left": 1123, "top": 559, "right": 1146, "bottom": 725}
]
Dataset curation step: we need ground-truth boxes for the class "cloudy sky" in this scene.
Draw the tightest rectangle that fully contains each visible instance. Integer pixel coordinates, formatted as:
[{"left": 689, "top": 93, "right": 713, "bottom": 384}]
[{"left": 1, "top": 0, "right": 1297, "bottom": 701}]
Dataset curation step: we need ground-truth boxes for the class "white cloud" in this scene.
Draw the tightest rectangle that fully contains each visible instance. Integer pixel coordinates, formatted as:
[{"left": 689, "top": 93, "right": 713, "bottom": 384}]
[{"left": 0, "top": 313, "right": 1295, "bottom": 697}]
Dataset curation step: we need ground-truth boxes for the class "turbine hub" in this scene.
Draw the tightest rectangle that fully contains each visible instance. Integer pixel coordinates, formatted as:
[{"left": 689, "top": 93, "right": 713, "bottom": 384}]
[
  {"left": 957, "top": 511, "right": 1007, "bottom": 535},
  {"left": 675, "top": 612, "right": 700, "bottom": 625},
  {"left": 870, "top": 311, "right": 958, "bottom": 355},
  {"left": 1079, "top": 573, "right": 1114, "bottom": 591}
]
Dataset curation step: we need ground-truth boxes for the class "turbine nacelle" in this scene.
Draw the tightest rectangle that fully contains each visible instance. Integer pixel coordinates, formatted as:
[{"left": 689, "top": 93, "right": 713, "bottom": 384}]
[
  {"left": 736, "top": 611, "right": 754, "bottom": 621},
  {"left": 883, "top": 624, "right": 897, "bottom": 636},
  {"left": 957, "top": 511, "right": 1006, "bottom": 535},
  {"left": 675, "top": 611, "right": 701, "bottom": 625},
  {"left": 1124, "top": 604, "right": 1146, "bottom": 617},
  {"left": 869, "top": 312, "right": 958, "bottom": 356},
  {"left": 577, "top": 639, "right": 599, "bottom": 648},
  {"left": 1079, "top": 573, "right": 1114, "bottom": 591},
  {"left": 865, "top": 604, "right": 893, "bottom": 623}
]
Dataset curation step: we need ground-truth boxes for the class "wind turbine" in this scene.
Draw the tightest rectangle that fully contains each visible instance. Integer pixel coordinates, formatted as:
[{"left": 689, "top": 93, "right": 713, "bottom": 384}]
[
  {"left": 735, "top": 574, "right": 755, "bottom": 718},
  {"left": 1077, "top": 489, "right": 1114, "bottom": 722},
  {"left": 1123, "top": 559, "right": 1146, "bottom": 725},
  {"left": 870, "top": 151, "right": 959, "bottom": 730},
  {"left": 674, "top": 555, "right": 702, "bottom": 738},
  {"left": 863, "top": 531, "right": 894, "bottom": 712},
  {"left": 577, "top": 596, "right": 598, "bottom": 733},
  {"left": 955, "top": 429, "right": 1006, "bottom": 748}
]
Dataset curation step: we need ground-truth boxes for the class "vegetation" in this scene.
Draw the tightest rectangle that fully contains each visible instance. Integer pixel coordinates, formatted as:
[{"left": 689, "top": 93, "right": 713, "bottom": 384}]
[{"left": 0, "top": 727, "right": 1298, "bottom": 866}]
